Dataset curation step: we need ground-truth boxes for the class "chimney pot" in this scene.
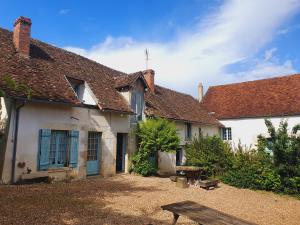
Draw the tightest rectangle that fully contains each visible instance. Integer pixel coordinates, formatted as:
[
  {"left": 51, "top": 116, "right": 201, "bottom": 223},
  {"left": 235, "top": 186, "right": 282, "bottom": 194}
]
[
  {"left": 13, "top": 16, "right": 32, "bottom": 57},
  {"left": 198, "top": 82, "right": 203, "bottom": 102},
  {"left": 143, "top": 69, "right": 155, "bottom": 93}
]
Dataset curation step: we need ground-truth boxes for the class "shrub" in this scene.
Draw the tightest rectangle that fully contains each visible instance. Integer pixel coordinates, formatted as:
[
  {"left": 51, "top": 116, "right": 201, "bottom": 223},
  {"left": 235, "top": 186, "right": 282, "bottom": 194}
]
[
  {"left": 131, "top": 152, "right": 157, "bottom": 176},
  {"left": 130, "top": 118, "right": 180, "bottom": 176},
  {"left": 185, "top": 119, "right": 300, "bottom": 195},
  {"left": 257, "top": 119, "right": 300, "bottom": 194},
  {"left": 185, "top": 135, "right": 233, "bottom": 177},
  {"left": 222, "top": 146, "right": 280, "bottom": 192}
]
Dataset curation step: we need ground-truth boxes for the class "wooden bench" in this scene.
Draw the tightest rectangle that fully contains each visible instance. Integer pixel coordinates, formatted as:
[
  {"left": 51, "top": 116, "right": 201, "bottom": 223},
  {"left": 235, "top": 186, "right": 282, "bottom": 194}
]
[
  {"left": 161, "top": 201, "right": 257, "bottom": 225},
  {"left": 19, "top": 172, "right": 50, "bottom": 184},
  {"left": 198, "top": 179, "right": 219, "bottom": 190}
]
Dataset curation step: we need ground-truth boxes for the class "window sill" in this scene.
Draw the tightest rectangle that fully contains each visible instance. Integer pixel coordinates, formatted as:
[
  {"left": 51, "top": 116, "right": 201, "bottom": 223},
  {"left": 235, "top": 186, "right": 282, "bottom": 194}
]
[{"left": 48, "top": 167, "right": 72, "bottom": 173}]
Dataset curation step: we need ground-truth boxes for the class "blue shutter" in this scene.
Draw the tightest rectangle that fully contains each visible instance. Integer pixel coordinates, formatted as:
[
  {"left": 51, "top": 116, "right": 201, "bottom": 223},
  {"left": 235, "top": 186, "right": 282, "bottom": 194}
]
[
  {"left": 69, "top": 130, "right": 79, "bottom": 168},
  {"left": 39, "top": 129, "right": 51, "bottom": 170}
]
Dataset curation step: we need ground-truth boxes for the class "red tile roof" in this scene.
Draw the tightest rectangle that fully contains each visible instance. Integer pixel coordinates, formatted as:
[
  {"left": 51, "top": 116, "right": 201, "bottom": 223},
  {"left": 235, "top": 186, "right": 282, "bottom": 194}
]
[
  {"left": 0, "top": 26, "right": 220, "bottom": 126},
  {"left": 0, "top": 28, "right": 132, "bottom": 113},
  {"left": 145, "top": 85, "right": 222, "bottom": 126},
  {"left": 114, "top": 72, "right": 148, "bottom": 90},
  {"left": 201, "top": 74, "right": 300, "bottom": 119}
]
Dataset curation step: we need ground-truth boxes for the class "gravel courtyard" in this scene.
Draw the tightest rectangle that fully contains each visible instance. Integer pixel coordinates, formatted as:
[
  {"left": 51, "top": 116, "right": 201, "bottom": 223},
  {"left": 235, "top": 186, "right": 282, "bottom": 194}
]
[{"left": 0, "top": 174, "right": 300, "bottom": 225}]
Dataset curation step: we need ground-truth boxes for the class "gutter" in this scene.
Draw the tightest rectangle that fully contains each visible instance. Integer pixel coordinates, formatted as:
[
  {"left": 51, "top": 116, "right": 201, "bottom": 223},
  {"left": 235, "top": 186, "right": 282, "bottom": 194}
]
[{"left": 11, "top": 100, "right": 25, "bottom": 184}]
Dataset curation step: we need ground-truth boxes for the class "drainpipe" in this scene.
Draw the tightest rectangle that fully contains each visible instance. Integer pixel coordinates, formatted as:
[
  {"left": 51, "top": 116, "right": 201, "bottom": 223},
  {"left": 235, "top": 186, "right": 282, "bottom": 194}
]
[{"left": 11, "top": 100, "right": 25, "bottom": 184}]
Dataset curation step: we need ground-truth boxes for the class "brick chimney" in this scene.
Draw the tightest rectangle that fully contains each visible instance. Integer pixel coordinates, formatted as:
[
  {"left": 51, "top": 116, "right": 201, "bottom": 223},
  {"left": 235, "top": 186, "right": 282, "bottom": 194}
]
[
  {"left": 198, "top": 82, "right": 203, "bottom": 102},
  {"left": 13, "top": 16, "right": 32, "bottom": 57},
  {"left": 143, "top": 69, "right": 155, "bottom": 93}
]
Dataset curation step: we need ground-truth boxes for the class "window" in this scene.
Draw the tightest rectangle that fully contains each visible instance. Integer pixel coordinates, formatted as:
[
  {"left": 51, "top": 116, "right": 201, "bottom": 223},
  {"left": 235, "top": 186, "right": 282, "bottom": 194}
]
[
  {"left": 39, "top": 129, "right": 79, "bottom": 170},
  {"left": 67, "top": 77, "right": 84, "bottom": 99},
  {"left": 221, "top": 127, "right": 232, "bottom": 140},
  {"left": 185, "top": 123, "right": 192, "bottom": 140},
  {"left": 49, "top": 130, "right": 69, "bottom": 167},
  {"left": 131, "top": 90, "right": 144, "bottom": 123}
]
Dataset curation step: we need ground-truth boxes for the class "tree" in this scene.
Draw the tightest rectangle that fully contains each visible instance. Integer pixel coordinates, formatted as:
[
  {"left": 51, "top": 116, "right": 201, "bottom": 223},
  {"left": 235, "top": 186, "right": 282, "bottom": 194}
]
[
  {"left": 130, "top": 118, "right": 180, "bottom": 176},
  {"left": 257, "top": 119, "right": 300, "bottom": 194}
]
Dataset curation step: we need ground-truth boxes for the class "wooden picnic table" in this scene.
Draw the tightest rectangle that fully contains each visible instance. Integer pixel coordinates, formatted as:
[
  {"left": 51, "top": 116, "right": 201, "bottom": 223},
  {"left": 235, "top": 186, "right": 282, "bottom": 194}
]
[
  {"left": 161, "top": 201, "right": 257, "bottom": 225},
  {"left": 176, "top": 166, "right": 204, "bottom": 181}
]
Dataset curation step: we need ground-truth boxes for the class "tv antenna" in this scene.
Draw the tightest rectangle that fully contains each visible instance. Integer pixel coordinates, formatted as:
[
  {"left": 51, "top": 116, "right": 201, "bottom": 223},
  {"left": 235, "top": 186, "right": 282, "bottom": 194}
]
[{"left": 145, "top": 48, "right": 150, "bottom": 69}]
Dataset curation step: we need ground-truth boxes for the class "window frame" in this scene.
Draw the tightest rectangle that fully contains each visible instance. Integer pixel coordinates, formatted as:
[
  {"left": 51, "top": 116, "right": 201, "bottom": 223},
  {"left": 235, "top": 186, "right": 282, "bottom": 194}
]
[
  {"left": 222, "top": 127, "right": 232, "bottom": 140},
  {"left": 130, "top": 90, "right": 144, "bottom": 123},
  {"left": 66, "top": 76, "right": 85, "bottom": 102},
  {"left": 49, "top": 130, "right": 70, "bottom": 168},
  {"left": 185, "top": 123, "right": 192, "bottom": 140},
  {"left": 87, "top": 131, "right": 101, "bottom": 161}
]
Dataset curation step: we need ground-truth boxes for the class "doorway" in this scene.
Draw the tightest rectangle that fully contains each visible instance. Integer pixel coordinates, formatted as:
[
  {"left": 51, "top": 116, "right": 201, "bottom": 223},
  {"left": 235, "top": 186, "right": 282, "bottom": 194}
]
[
  {"left": 116, "top": 133, "right": 127, "bottom": 172},
  {"left": 86, "top": 132, "right": 101, "bottom": 176}
]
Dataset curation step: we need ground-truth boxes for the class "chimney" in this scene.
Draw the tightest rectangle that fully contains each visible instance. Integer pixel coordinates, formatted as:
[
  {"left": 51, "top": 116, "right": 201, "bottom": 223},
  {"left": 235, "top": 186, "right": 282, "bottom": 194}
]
[
  {"left": 13, "top": 16, "right": 32, "bottom": 57},
  {"left": 198, "top": 82, "right": 203, "bottom": 102},
  {"left": 143, "top": 69, "right": 155, "bottom": 93}
]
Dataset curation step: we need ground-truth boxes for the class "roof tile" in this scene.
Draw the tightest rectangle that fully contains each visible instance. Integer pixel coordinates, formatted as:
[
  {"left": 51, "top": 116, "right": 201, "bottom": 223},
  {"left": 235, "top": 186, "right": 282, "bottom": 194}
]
[
  {"left": 0, "top": 28, "right": 132, "bottom": 113},
  {"left": 201, "top": 74, "right": 300, "bottom": 119}
]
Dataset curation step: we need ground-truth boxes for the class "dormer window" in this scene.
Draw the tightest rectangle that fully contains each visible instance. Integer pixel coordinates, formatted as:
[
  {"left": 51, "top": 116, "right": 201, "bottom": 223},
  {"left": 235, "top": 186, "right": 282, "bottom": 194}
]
[
  {"left": 66, "top": 76, "right": 97, "bottom": 105},
  {"left": 131, "top": 90, "right": 144, "bottom": 122},
  {"left": 67, "top": 76, "right": 84, "bottom": 99}
]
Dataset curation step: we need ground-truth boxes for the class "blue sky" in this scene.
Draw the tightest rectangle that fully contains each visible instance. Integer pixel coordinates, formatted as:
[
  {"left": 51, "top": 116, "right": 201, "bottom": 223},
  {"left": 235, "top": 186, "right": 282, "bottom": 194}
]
[{"left": 1, "top": 0, "right": 300, "bottom": 96}]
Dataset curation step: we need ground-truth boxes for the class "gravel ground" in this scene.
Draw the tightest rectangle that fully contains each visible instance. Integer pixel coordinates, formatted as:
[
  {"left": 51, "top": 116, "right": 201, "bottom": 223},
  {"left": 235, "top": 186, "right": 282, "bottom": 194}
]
[{"left": 0, "top": 174, "right": 300, "bottom": 225}]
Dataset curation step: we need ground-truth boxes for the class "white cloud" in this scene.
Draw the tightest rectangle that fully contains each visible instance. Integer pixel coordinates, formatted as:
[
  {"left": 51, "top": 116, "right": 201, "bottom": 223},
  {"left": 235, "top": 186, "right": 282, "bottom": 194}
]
[
  {"left": 224, "top": 60, "right": 297, "bottom": 85},
  {"left": 59, "top": 9, "right": 70, "bottom": 15},
  {"left": 64, "top": 0, "right": 300, "bottom": 97},
  {"left": 264, "top": 48, "right": 278, "bottom": 61}
]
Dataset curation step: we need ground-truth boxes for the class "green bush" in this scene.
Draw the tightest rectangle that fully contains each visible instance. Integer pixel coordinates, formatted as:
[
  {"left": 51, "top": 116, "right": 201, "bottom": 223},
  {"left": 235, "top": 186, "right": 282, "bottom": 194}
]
[
  {"left": 130, "top": 118, "right": 180, "bottom": 176},
  {"left": 257, "top": 119, "right": 300, "bottom": 194},
  {"left": 184, "top": 120, "right": 300, "bottom": 195},
  {"left": 185, "top": 135, "right": 233, "bottom": 177},
  {"left": 131, "top": 152, "right": 157, "bottom": 176},
  {"left": 222, "top": 120, "right": 300, "bottom": 195},
  {"left": 221, "top": 146, "right": 281, "bottom": 192}
]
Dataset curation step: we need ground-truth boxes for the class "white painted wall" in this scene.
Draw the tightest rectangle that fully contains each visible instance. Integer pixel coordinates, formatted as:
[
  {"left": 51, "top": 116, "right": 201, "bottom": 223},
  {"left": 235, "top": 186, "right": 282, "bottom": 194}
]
[
  {"left": 1, "top": 101, "right": 131, "bottom": 183},
  {"left": 158, "top": 121, "right": 220, "bottom": 175},
  {"left": 175, "top": 122, "right": 219, "bottom": 145},
  {"left": 81, "top": 83, "right": 97, "bottom": 105},
  {"left": 158, "top": 151, "right": 176, "bottom": 175},
  {"left": 220, "top": 116, "right": 300, "bottom": 148}
]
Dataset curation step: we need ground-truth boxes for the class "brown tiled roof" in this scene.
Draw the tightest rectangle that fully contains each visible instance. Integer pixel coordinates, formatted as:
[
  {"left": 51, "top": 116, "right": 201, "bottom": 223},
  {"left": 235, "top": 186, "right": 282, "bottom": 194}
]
[
  {"left": 0, "top": 27, "right": 132, "bottom": 113},
  {"left": 145, "top": 85, "right": 221, "bottom": 126},
  {"left": 201, "top": 74, "right": 300, "bottom": 119},
  {"left": 114, "top": 72, "right": 148, "bottom": 89}
]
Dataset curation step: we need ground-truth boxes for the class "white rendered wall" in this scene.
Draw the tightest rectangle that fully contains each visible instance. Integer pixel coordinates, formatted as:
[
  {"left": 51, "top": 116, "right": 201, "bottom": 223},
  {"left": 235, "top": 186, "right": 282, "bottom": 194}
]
[
  {"left": 175, "top": 122, "right": 219, "bottom": 145},
  {"left": 1, "top": 102, "right": 130, "bottom": 183},
  {"left": 81, "top": 83, "right": 97, "bottom": 105},
  {"left": 158, "top": 121, "right": 220, "bottom": 175},
  {"left": 158, "top": 151, "right": 176, "bottom": 175},
  {"left": 220, "top": 116, "right": 300, "bottom": 148}
]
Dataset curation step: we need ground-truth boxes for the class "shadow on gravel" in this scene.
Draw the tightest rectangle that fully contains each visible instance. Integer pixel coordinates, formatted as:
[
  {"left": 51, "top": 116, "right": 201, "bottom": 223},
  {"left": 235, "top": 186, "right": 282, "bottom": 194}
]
[{"left": 0, "top": 175, "right": 166, "bottom": 225}]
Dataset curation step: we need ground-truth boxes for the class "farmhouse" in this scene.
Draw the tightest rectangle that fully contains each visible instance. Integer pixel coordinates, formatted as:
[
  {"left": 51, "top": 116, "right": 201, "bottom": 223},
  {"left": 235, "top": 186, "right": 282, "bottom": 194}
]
[
  {"left": 201, "top": 74, "right": 300, "bottom": 147},
  {"left": 0, "top": 17, "right": 221, "bottom": 184}
]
